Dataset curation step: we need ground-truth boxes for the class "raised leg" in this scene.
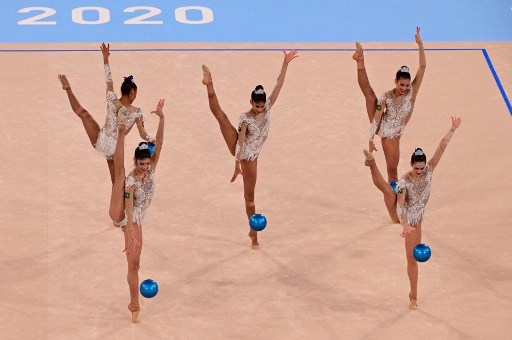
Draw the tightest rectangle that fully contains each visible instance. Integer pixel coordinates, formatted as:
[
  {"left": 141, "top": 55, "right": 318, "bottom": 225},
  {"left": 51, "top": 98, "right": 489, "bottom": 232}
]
[
  {"left": 404, "top": 224, "right": 422, "bottom": 309},
  {"left": 107, "top": 159, "right": 115, "bottom": 186},
  {"left": 381, "top": 137, "right": 400, "bottom": 183},
  {"left": 202, "top": 65, "right": 238, "bottom": 155},
  {"left": 363, "top": 150, "right": 399, "bottom": 223},
  {"left": 241, "top": 159, "right": 259, "bottom": 249},
  {"left": 353, "top": 43, "right": 378, "bottom": 122},
  {"left": 108, "top": 124, "right": 126, "bottom": 223},
  {"left": 58, "top": 74, "right": 101, "bottom": 146}
]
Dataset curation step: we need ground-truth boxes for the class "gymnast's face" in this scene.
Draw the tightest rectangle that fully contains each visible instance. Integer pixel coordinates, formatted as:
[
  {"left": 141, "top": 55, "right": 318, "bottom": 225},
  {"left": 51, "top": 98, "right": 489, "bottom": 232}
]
[
  {"left": 411, "top": 161, "right": 426, "bottom": 177},
  {"left": 395, "top": 78, "right": 411, "bottom": 96},
  {"left": 135, "top": 158, "right": 151, "bottom": 175},
  {"left": 250, "top": 100, "right": 265, "bottom": 115}
]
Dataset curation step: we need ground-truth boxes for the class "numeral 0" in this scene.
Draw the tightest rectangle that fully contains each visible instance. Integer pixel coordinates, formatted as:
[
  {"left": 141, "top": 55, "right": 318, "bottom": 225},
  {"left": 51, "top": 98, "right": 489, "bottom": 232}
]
[
  {"left": 72, "top": 7, "right": 110, "bottom": 25},
  {"left": 18, "top": 6, "right": 214, "bottom": 25}
]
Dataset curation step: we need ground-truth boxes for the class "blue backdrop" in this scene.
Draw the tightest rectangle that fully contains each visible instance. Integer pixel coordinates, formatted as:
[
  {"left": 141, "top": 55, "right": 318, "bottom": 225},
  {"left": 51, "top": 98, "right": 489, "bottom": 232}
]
[{"left": 1, "top": 0, "right": 511, "bottom": 43}]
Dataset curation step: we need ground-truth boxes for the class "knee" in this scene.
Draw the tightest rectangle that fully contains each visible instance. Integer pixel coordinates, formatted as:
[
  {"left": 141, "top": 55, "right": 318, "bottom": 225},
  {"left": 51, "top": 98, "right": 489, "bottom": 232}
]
[
  {"left": 244, "top": 192, "right": 255, "bottom": 206},
  {"left": 108, "top": 207, "right": 118, "bottom": 222},
  {"left": 245, "top": 198, "right": 255, "bottom": 209},
  {"left": 407, "top": 256, "right": 418, "bottom": 267},
  {"left": 128, "top": 260, "right": 140, "bottom": 272},
  {"left": 109, "top": 210, "right": 126, "bottom": 226}
]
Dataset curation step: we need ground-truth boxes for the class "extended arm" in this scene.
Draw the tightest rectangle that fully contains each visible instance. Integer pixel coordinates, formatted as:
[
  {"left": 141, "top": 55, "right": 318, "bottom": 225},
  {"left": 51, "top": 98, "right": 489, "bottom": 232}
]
[
  {"left": 269, "top": 50, "right": 299, "bottom": 106},
  {"left": 427, "top": 116, "right": 461, "bottom": 172},
  {"left": 135, "top": 116, "right": 155, "bottom": 143},
  {"left": 411, "top": 27, "right": 426, "bottom": 100},
  {"left": 150, "top": 99, "right": 165, "bottom": 171},
  {"left": 101, "top": 43, "right": 114, "bottom": 93},
  {"left": 397, "top": 187, "right": 414, "bottom": 237}
]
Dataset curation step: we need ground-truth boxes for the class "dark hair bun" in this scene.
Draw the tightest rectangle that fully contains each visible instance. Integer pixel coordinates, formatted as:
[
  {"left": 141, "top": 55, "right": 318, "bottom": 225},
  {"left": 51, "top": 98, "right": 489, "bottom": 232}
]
[
  {"left": 251, "top": 84, "right": 266, "bottom": 102},
  {"left": 396, "top": 66, "right": 411, "bottom": 81},
  {"left": 134, "top": 142, "right": 151, "bottom": 160},
  {"left": 410, "top": 147, "right": 426, "bottom": 164},
  {"left": 121, "top": 75, "right": 137, "bottom": 95}
]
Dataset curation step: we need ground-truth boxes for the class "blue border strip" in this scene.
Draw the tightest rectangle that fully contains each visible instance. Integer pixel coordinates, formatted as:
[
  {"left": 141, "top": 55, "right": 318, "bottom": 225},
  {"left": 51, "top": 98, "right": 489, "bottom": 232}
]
[
  {"left": 482, "top": 49, "right": 512, "bottom": 116},
  {"left": 0, "top": 48, "right": 484, "bottom": 53},
  {"left": 0, "top": 47, "right": 509, "bottom": 116}
]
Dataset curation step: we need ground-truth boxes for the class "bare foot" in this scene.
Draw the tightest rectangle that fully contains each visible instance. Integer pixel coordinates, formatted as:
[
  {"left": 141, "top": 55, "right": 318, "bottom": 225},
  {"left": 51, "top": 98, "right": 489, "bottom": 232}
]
[
  {"left": 128, "top": 303, "right": 141, "bottom": 323},
  {"left": 352, "top": 42, "right": 363, "bottom": 61},
  {"left": 363, "top": 149, "right": 375, "bottom": 166},
  {"left": 58, "top": 74, "right": 70, "bottom": 90},
  {"left": 248, "top": 232, "right": 260, "bottom": 250},
  {"left": 202, "top": 65, "right": 212, "bottom": 85},
  {"left": 409, "top": 299, "right": 418, "bottom": 310}
]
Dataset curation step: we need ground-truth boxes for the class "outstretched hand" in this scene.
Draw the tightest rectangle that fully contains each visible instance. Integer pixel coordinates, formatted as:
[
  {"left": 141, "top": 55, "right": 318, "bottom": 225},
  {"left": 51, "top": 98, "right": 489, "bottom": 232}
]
[
  {"left": 369, "top": 140, "right": 378, "bottom": 152},
  {"left": 352, "top": 42, "right": 364, "bottom": 62},
  {"left": 123, "top": 230, "right": 141, "bottom": 254},
  {"left": 230, "top": 163, "right": 243, "bottom": 183},
  {"left": 151, "top": 99, "right": 165, "bottom": 118},
  {"left": 451, "top": 116, "right": 462, "bottom": 130},
  {"left": 400, "top": 223, "right": 414, "bottom": 238},
  {"left": 101, "top": 42, "right": 110, "bottom": 59},
  {"left": 283, "top": 50, "right": 299, "bottom": 64},
  {"left": 415, "top": 26, "right": 423, "bottom": 45}
]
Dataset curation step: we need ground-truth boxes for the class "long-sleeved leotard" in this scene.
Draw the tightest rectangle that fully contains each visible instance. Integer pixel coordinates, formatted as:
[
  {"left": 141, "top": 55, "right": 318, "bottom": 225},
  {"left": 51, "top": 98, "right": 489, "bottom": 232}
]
[
  {"left": 396, "top": 164, "right": 432, "bottom": 226},
  {"left": 235, "top": 99, "right": 272, "bottom": 161},
  {"left": 369, "top": 87, "right": 414, "bottom": 141},
  {"left": 94, "top": 64, "right": 153, "bottom": 160}
]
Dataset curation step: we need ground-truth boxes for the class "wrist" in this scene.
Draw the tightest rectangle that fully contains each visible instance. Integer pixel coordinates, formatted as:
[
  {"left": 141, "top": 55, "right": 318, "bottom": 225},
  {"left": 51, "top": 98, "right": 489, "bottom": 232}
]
[{"left": 450, "top": 127, "right": 455, "bottom": 132}]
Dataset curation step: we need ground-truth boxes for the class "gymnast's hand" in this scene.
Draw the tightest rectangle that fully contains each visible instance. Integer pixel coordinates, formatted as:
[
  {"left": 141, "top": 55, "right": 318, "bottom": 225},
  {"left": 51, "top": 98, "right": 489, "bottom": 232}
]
[
  {"left": 151, "top": 99, "right": 165, "bottom": 118},
  {"left": 400, "top": 222, "right": 414, "bottom": 238},
  {"left": 283, "top": 50, "right": 299, "bottom": 64},
  {"left": 230, "top": 161, "right": 243, "bottom": 183},
  {"left": 451, "top": 116, "right": 461, "bottom": 130},
  {"left": 124, "top": 230, "right": 141, "bottom": 254},
  {"left": 100, "top": 42, "right": 110, "bottom": 61},
  {"left": 415, "top": 26, "right": 423, "bottom": 46},
  {"left": 369, "top": 140, "right": 377, "bottom": 152}
]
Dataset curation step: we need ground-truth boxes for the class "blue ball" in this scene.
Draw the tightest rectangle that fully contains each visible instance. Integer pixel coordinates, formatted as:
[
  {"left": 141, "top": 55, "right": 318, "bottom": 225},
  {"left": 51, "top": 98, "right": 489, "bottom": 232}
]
[
  {"left": 249, "top": 214, "right": 267, "bottom": 232},
  {"left": 413, "top": 244, "right": 432, "bottom": 262},
  {"left": 389, "top": 181, "right": 398, "bottom": 193},
  {"left": 140, "top": 279, "right": 159, "bottom": 298},
  {"left": 148, "top": 142, "right": 155, "bottom": 156}
]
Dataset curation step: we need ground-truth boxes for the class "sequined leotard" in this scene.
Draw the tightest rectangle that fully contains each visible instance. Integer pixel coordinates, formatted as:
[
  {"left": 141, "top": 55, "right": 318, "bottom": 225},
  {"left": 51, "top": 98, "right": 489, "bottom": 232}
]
[
  {"left": 235, "top": 99, "right": 272, "bottom": 161},
  {"left": 94, "top": 65, "right": 151, "bottom": 160},
  {"left": 125, "top": 168, "right": 156, "bottom": 225},
  {"left": 369, "top": 87, "right": 414, "bottom": 140},
  {"left": 396, "top": 164, "right": 432, "bottom": 226}
]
